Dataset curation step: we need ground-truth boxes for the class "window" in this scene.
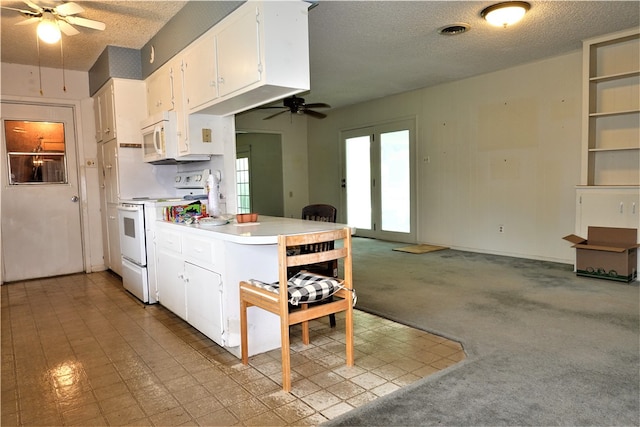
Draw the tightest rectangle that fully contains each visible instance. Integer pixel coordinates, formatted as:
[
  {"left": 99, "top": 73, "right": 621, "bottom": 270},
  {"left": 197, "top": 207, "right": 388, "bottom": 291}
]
[
  {"left": 236, "top": 155, "right": 251, "bottom": 213},
  {"left": 4, "top": 120, "right": 67, "bottom": 184}
]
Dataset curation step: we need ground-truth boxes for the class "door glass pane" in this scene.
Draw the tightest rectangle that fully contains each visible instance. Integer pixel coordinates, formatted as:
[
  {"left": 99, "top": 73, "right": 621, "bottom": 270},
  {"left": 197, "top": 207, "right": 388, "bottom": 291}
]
[
  {"left": 236, "top": 155, "right": 251, "bottom": 213},
  {"left": 4, "top": 120, "right": 67, "bottom": 184},
  {"left": 380, "top": 130, "right": 410, "bottom": 232},
  {"left": 346, "top": 135, "right": 371, "bottom": 229}
]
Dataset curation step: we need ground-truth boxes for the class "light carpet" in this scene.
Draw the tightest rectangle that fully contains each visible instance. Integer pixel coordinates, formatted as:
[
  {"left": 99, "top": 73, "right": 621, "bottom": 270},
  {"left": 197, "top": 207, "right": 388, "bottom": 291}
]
[{"left": 325, "top": 238, "right": 639, "bottom": 426}]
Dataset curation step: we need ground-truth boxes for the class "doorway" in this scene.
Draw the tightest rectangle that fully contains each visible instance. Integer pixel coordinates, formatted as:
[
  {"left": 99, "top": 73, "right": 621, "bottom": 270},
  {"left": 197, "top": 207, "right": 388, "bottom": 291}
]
[
  {"left": 235, "top": 132, "right": 284, "bottom": 217},
  {"left": 342, "top": 119, "right": 416, "bottom": 243},
  {"left": 1, "top": 102, "right": 84, "bottom": 282}
]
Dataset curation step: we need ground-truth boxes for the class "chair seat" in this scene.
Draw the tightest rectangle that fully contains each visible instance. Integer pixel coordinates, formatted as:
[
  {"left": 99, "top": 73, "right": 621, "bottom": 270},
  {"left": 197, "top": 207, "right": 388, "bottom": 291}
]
[{"left": 249, "top": 271, "right": 343, "bottom": 306}]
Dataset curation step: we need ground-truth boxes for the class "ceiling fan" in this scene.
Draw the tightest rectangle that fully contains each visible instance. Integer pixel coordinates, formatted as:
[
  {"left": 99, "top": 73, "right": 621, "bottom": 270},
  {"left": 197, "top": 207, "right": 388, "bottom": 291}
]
[
  {"left": 1, "top": 1, "right": 106, "bottom": 39},
  {"left": 260, "top": 96, "right": 331, "bottom": 120}
]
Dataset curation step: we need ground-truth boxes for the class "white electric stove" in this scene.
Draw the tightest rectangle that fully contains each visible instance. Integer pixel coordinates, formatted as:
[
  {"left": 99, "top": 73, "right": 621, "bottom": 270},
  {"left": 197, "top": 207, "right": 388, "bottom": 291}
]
[{"left": 118, "top": 169, "right": 210, "bottom": 303}]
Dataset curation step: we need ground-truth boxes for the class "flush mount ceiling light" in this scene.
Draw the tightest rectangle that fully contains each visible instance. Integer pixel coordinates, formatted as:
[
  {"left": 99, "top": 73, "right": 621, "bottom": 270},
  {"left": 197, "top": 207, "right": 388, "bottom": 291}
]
[
  {"left": 37, "top": 12, "right": 61, "bottom": 44},
  {"left": 481, "top": 1, "right": 530, "bottom": 28}
]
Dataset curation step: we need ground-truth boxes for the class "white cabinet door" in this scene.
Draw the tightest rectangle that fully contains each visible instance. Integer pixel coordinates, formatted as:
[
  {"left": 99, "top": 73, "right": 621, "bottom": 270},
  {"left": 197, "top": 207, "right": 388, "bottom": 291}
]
[
  {"left": 96, "top": 83, "right": 116, "bottom": 142},
  {"left": 577, "top": 189, "right": 640, "bottom": 234},
  {"left": 146, "top": 63, "right": 175, "bottom": 116},
  {"left": 107, "top": 204, "right": 122, "bottom": 276},
  {"left": 185, "top": 262, "right": 224, "bottom": 344},
  {"left": 216, "top": 4, "right": 261, "bottom": 98},
  {"left": 183, "top": 33, "right": 218, "bottom": 111},
  {"left": 157, "top": 248, "right": 187, "bottom": 320},
  {"left": 102, "top": 139, "right": 118, "bottom": 204}
]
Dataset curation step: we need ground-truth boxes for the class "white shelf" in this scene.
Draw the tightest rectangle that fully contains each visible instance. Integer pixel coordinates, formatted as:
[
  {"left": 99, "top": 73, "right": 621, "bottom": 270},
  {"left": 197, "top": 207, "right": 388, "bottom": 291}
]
[
  {"left": 589, "top": 109, "right": 640, "bottom": 117},
  {"left": 590, "top": 70, "right": 640, "bottom": 83},
  {"left": 588, "top": 146, "right": 640, "bottom": 152}
]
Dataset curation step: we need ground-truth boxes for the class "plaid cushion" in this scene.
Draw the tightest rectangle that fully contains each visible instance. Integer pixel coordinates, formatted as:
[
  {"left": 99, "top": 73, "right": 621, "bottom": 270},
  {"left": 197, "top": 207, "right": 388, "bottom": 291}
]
[{"left": 248, "top": 271, "right": 344, "bottom": 306}]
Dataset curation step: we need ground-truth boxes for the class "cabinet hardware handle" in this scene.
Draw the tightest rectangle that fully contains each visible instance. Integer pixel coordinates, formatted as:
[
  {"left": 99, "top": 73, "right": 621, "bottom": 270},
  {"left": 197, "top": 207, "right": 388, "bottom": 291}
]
[
  {"left": 633, "top": 203, "right": 637, "bottom": 215},
  {"left": 620, "top": 202, "right": 624, "bottom": 214}
]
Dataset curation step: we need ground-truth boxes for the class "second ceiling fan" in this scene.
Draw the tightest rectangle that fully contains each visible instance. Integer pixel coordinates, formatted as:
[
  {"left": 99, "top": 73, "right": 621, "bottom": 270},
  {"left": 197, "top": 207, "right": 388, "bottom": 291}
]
[{"left": 260, "top": 96, "right": 331, "bottom": 120}]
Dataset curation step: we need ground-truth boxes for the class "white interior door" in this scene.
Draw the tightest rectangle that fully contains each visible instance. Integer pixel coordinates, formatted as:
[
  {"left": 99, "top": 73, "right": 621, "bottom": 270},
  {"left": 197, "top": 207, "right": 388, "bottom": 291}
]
[
  {"left": 1, "top": 102, "right": 84, "bottom": 282},
  {"left": 343, "top": 119, "right": 416, "bottom": 243}
]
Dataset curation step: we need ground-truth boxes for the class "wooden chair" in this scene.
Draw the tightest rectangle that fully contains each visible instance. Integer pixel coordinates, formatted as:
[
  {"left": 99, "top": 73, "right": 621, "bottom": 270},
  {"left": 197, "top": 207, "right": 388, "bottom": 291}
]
[
  {"left": 299, "top": 204, "right": 338, "bottom": 326},
  {"left": 239, "top": 227, "right": 355, "bottom": 392}
]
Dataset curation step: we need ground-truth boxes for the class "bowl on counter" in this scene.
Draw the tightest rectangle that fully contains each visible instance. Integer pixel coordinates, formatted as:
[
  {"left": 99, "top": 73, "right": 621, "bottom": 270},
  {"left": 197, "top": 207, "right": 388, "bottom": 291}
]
[{"left": 236, "top": 213, "right": 258, "bottom": 223}]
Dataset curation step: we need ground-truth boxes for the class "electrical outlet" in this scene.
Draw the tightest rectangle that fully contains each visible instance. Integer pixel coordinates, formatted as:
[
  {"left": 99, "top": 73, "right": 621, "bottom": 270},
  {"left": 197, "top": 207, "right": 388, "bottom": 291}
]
[
  {"left": 498, "top": 225, "right": 505, "bottom": 233},
  {"left": 202, "top": 128, "right": 212, "bottom": 143}
]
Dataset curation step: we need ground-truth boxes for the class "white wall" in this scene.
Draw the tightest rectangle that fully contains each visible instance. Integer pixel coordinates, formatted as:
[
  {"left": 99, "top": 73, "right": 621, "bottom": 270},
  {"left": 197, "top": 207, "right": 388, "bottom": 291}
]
[
  {"left": 307, "top": 51, "right": 583, "bottom": 264},
  {"left": 235, "top": 110, "right": 309, "bottom": 218},
  {"left": 1, "top": 62, "right": 104, "bottom": 273}
]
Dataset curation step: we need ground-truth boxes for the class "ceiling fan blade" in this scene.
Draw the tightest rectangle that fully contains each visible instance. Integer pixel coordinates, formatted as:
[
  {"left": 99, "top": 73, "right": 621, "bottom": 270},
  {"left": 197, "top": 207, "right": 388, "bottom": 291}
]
[
  {"left": 15, "top": 16, "right": 40, "bottom": 25},
  {"left": 303, "top": 109, "right": 327, "bottom": 119},
  {"left": 303, "top": 103, "right": 331, "bottom": 109},
  {"left": 257, "top": 106, "right": 287, "bottom": 110},
  {"left": 64, "top": 15, "right": 105, "bottom": 30},
  {"left": 55, "top": 1, "right": 84, "bottom": 16},
  {"left": 58, "top": 20, "right": 79, "bottom": 36},
  {"left": 22, "top": 0, "right": 43, "bottom": 13},
  {"left": 263, "top": 110, "right": 289, "bottom": 120},
  {"left": 1, "top": 5, "right": 36, "bottom": 14}
]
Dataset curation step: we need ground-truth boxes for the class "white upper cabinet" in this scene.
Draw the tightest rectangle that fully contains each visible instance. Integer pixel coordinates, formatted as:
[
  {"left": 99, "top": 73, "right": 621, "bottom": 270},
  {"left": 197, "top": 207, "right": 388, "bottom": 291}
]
[
  {"left": 184, "top": 0, "right": 310, "bottom": 116},
  {"left": 215, "top": 4, "right": 261, "bottom": 98},
  {"left": 146, "top": 60, "right": 176, "bottom": 116},
  {"left": 183, "top": 32, "right": 218, "bottom": 111},
  {"left": 94, "top": 83, "right": 116, "bottom": 142}
]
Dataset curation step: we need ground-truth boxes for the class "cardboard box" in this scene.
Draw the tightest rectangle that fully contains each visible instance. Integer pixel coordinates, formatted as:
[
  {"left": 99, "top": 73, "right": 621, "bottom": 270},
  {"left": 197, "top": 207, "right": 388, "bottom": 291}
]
[{"left": 563, "top": 227, "right": 639, "bottom": 282}]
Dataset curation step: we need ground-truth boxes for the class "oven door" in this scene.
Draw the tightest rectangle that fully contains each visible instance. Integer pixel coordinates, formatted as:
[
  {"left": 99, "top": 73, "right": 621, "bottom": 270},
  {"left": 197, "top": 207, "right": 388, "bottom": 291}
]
[
  {"left": 118, "top": 203, "right": 146, "bottom": 266},
  {"left": 122, "top": 258, "right": 149, "bottom": 303}
]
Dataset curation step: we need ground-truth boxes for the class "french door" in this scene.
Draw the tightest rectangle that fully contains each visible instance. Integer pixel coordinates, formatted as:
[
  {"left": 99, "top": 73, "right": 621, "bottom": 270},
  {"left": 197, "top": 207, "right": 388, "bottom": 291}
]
[{"left": 342, "top": 119, "right": 416, "bottom": 243}]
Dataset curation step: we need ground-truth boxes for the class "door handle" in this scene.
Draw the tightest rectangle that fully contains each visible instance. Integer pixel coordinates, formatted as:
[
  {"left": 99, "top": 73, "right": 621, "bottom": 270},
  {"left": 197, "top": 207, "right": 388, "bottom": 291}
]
[{"left": 71, "top": 195, "right": 79, "bottom": 203}]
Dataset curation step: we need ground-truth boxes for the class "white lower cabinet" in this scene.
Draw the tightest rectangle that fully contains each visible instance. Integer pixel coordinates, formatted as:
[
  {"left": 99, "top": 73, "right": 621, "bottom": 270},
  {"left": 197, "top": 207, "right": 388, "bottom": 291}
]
[
  {"left": 156, "top": 248, "right": 187, "bottom": 320},
  {"left": 106, "top": 204, "right": 122, "bottom": 276},
  {"left": 156, "top": 226, "right": 225, "bottom": 345},
  {"left": 185, "top": 262, "right": 223, "bottom": 344}
]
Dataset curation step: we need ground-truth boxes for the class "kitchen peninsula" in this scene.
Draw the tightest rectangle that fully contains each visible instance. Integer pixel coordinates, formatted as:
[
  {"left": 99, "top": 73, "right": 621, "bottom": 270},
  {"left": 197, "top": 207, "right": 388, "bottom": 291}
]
[{"left": 154, "top": 216, "right": 353, "bottom": 358}]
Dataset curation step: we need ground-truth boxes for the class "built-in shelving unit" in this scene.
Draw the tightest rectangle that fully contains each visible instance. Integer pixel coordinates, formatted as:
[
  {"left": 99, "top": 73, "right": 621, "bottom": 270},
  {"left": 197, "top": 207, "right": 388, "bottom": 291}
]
[
  {"left": 577, "top": 28, "right": 639, "bottom": 280},
  {"left": 582, "top": 28, "right": 639, "bottom": 186}
]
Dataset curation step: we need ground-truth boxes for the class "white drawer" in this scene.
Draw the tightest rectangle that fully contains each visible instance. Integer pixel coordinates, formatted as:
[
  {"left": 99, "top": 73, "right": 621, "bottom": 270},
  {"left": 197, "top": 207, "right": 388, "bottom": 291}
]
[
  {"left": 183, "top": 235, "right": 216, "bottom": 267},
  {"left": 156, "top": 230, "right": 182, "bottom": 253}
]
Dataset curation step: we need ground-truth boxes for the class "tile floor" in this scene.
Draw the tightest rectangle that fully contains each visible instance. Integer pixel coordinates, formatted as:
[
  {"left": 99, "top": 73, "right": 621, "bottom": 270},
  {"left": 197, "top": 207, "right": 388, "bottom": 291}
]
[{"left": 1, "top": 271, "right": 465, "bottom": 426}]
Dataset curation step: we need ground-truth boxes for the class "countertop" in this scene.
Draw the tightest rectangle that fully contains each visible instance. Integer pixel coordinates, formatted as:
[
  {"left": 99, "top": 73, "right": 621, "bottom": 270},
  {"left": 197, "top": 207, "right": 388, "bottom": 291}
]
[{"left": 157, "top": 215, "right": 353, "bottom": 244}]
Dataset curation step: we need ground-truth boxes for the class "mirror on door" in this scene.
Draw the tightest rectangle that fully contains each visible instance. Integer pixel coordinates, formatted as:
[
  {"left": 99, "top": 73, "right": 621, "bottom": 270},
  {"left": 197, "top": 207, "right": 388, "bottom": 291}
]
[{"left": 4, "top": 120, "right": 67, "bottom": 184}]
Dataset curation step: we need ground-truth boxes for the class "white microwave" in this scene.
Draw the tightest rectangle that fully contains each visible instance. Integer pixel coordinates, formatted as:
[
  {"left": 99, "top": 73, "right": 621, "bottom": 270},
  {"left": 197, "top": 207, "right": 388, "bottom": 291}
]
[{"left": 141, "top": 111, "right": 178, "bottom": 164}]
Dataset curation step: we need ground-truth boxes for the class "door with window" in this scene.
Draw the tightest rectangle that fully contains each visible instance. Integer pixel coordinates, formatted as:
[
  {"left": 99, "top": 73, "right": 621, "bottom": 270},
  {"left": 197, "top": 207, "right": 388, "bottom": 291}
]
[
  {"left": 1, "top": 102, "right": 84, "bottom": 282},
  {"left": 342, "top": 119, "right": 416, "bottom": 243}
]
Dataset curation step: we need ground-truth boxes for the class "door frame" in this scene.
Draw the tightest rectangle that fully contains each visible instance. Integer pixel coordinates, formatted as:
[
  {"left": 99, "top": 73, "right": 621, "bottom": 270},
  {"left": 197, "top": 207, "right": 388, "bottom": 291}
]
[
  {"left": 1, "top": 96, "right": 92, "bottom": 283},
  {"left": 340, "top": 117, "right": 417, "bottom": 244}
]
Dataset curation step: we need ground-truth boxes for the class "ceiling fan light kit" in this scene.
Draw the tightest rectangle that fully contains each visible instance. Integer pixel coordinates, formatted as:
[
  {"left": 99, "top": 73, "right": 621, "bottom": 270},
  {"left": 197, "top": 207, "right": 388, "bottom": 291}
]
[
  {"left": 2, "top": 1, "right": 106, "bottom": 43},
  {"left": 37, "top": 12, "right": 61, "bottom": 44},
  {"left": 481, "top": 1, "right": 530, "bottom": 28}
]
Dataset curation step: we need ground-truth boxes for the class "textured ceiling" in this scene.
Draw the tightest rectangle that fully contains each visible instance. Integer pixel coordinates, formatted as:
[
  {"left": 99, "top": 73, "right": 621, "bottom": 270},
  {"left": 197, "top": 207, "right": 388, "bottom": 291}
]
[
  {"left": 0, "top": 1, "right": 188, "bottom": 70},
  {"left": 1, "top": 1, "right": 639, "bottom": 110}
]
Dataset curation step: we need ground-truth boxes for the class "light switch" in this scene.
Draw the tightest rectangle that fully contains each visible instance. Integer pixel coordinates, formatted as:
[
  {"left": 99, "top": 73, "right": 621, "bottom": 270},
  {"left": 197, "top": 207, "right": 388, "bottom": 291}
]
[{"left": 202, "top": 128, "right": 212, "bottom": 143}]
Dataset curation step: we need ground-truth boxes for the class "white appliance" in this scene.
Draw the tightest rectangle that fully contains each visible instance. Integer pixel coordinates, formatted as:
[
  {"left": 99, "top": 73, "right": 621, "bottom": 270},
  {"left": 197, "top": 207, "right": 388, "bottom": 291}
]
[
  {"left": 141, "top": 111, "right": 176, "bottom": 164},
  {"left": 118, "top": 169, "right": 210, "bottom": 303},
  {"left": 141, "top": 111, "right": 211, "bottom": 164}
]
